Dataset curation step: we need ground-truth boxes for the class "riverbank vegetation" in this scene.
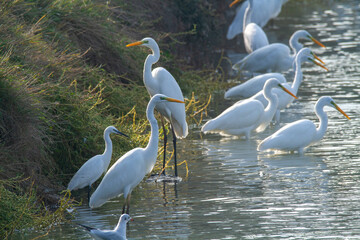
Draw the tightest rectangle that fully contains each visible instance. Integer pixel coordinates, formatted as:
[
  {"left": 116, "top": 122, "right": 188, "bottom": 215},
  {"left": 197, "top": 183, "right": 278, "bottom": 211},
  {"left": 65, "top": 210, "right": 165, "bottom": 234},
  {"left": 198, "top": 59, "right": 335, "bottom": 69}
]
[{"left": 0, "top": 0, "right": 234, "bottom": 238}]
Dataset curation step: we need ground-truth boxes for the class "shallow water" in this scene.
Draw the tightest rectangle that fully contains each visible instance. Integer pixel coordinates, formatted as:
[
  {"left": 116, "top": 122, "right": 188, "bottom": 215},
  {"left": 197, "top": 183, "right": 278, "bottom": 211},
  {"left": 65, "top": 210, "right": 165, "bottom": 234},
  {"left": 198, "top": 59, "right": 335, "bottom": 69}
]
[{"left": 20, "top": 0, "right": 360, "bottom": 239}]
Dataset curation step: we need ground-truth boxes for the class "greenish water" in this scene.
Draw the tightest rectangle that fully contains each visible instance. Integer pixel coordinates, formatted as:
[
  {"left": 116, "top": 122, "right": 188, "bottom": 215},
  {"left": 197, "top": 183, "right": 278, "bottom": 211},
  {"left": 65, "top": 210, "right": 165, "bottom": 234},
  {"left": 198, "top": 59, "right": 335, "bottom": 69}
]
[{"left": 19, "top": 0, "right": 360, "bottom": 239}]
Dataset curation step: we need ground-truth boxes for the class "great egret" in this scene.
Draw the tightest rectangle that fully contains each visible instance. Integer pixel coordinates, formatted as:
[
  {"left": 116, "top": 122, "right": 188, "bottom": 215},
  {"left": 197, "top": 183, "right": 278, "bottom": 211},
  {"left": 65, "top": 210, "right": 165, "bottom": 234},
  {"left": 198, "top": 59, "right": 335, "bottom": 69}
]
[
  {"left": 227, "top": 0, "right": 287, "bottom": 40},
  {"left": 67, "top": 126, "right": 128, "bottom": 203},
  {"left": 89, "top": 94, "right": 185, "bottom": 212},
  {"left": 258, "top": 96, "right": 351, "bottom": 154},
  {"left": 201, "top": 78, "right": 297, "bottom": 139},
  {"left": 232, "top": 30, "right": 325, "bottom": 73},
  {"left": 78, "top": 214, "right": 133, "bottom": 240},
  {"left": 249, "top": 48, "right": 328, "bottom": 123},
  {"left": 239, "top": 0, "right": 269, "bottom": 53},
  {"left": 126, "top": 37, "right": 188, "bottom": 178},
  {"left": 224, "top": 73, "right": 286, "bottom": 99}
]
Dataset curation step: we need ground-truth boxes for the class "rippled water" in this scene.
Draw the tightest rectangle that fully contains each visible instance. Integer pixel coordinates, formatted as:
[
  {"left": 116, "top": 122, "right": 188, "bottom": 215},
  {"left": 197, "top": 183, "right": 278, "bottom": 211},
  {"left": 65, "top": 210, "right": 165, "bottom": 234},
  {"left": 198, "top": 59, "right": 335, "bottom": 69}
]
[{"left": 21, "top": 0, "right": 360, "bottom": 239}]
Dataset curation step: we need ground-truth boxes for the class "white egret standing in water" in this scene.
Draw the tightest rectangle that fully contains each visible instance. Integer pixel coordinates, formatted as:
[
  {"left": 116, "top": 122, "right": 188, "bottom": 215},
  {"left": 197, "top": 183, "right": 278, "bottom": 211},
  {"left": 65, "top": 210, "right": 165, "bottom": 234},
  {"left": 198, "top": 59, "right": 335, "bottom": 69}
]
[
  {"left": 249, "top": 48, "right": 328, "bottom": 122},
  {"left": 67, "top": 126, "right": 128, "bottom": 203},
  {"left": 236, "top": 0, "right": 269, "bottom": 53},
  {"left": 126, "top": 37, "right": 188, "bottom": 178},
  {"left": 201, "top": 78, "right": 297, "bottom": 139},
  {"left": 258, "top": 96, "right": 350, "bottom": 154},
  {"left": 89, "top": 94, "right": 185, "bottom": 213},
  {"left": 227, "top": 0, "right": 288, "bottom": 40},
  {"left": 78, "top": 214, "right": 133, "bottom": 240},
  {"left": 233, "top": 30, "right": 325, "bottom": 73},
  {"left": 224, "top": 73, "right": 286, "bottom": 99}
]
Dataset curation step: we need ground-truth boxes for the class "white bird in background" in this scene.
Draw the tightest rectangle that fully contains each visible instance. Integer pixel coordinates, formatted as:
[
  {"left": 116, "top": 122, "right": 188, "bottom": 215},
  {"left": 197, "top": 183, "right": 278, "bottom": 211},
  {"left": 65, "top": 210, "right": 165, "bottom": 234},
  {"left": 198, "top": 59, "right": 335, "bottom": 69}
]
[
  {"left": 67, "top": 126, "right": 128, "bottom": 203},
  {"left": 89, "top": 94, "right": 185, "bottom": 213},
  {"left": 249, "top": 48, "right": 328, "bottom": 123},
  {"left": 227, "top": 0, "right": 287, "bottom": 40},
  {"left": 126, "top": 37, "right": 188, "bottom": 178},
  {"left": 78, "top": 213, "right": 133, "bottom": 240},
  {"left": 224, "top": 73, "right": 286, "bottom": 99},
  {"left": 258, "top": 96, "right": 351, "bottom": 154},
  {"left": 237, "top": 0, "right": 269, "bottom": 53},
  {"left": 201, "top": 78, "right": 297, "bottom": 139},
  {"left": 232, "top": 30, "right": 326, "bottom": 73}
]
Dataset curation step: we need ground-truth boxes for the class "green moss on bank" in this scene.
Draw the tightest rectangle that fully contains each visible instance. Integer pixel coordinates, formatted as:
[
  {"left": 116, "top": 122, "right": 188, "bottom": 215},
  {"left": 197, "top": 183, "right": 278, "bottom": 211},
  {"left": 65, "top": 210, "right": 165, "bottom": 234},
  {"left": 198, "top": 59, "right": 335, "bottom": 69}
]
[{"left": 0, "top": 0, "right": 231, "bottom": 238}]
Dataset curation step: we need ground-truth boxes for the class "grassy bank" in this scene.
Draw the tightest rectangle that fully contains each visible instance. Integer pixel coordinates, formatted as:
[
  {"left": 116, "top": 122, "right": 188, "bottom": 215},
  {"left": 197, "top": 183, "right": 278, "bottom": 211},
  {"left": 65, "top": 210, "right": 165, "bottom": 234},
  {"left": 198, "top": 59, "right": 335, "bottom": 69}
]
[{"left": 0, "top": 0, "right": 233, "bottom": 238}]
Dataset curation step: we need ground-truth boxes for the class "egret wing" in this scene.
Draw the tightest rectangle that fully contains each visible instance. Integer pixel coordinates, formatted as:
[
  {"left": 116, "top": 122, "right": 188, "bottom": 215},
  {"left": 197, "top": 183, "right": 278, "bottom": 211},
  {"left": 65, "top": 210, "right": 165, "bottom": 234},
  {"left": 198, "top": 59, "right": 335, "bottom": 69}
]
[
  {"left": 259, "top": 119, "right": 316, "bottom": 151},
  {"left": 202, "top": 100, "right": 264, "bottom": 132},
  {"left": 67, "top": 155, "right": 104, "bottom": 190},
  {"left": 225, "top": 73, "right": 285, "bottom": 99},
  {"left": 234, "top": 43, "right": 291, "bottom": 72},
  {"left": 152, "top": 67, "right": 188, "bottom": 138}
]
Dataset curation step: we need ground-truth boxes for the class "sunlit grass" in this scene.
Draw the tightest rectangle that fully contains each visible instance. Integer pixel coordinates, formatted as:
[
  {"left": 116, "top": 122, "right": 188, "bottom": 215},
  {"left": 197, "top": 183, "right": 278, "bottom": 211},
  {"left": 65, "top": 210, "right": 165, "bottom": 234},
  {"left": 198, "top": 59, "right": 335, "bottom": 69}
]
[{"left": 0, "top": 0, "right": 231, "bottom": 237}]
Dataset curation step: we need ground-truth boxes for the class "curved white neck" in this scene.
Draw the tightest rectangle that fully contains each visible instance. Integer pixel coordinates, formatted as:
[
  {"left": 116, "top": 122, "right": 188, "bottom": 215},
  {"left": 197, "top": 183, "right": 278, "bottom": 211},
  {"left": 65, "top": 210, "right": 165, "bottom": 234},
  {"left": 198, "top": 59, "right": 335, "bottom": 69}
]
[
  {"left": 144, "top": 98, "right": 159, "bottom": 168},
  {"left": 102, "top": 131, "right": 113, "bottom": 167},
  {"left": 290, "top": 55, "right": 304, "bottom": 94},
  {"left": 143, "top": 44, "right": 160, "bottom": 88},
  {"left": 314, "top": 101, "right": 328, "bottom": 142},
  {"left": 263, "top": 86, "right": 278, "bottom": 120},
  {"left": 289, "top": 33, "right": 303, "bottom": 56},
  {"left": 243, "top": 0, "right": 252, "bottom": 30}
]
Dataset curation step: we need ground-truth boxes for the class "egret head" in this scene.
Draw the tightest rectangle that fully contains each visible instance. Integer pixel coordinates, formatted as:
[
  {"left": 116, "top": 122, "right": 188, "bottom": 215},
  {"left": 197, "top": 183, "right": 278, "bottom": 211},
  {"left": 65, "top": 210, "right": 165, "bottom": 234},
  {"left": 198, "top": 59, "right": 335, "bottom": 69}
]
[
  {"left": 297, "top": 47, "right": 328, "bottom": 71},
  {"left": 126, "top": 37, "right": 158, "bottom": 49},
  {"left": 292, "top": 30, "right": 326, "bottom": 48},
  {"left": 320, "top": 97, "right": 350, "bottom": 120},
  {"left": 105, "top": 126, "right": 129, "bottom": 138},
  {"left": 265, "top": 78, "right": 298, "bottom": 99}
]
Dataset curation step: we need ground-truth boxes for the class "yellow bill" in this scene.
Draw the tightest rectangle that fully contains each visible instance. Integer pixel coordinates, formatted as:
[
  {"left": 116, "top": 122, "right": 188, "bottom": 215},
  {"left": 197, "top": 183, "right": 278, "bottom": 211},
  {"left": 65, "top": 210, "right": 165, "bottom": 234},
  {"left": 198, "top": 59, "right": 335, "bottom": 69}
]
[
  {"left": 278, "top": 84, "right": 298, "bottom": 99},
  {"left": 332, "top": 102, "right": 351, "bottom": 120},
  {"left": 311, "top": 59, "right": 329, "bottom": 71},
  {"left": 310, "top": 36, "right": 326, "bottom": 48},
  {"left": 311, "top": 52, "right": 326, "bottom": 65},
  {"left": 126, "top": 41, "right": 143, "bottom": 47},
  {"left": 229, "top": 0, "right": 245, "bottom": 8},
  {"left": 163, "top": 97, "right": 185, "bottom": 104}
]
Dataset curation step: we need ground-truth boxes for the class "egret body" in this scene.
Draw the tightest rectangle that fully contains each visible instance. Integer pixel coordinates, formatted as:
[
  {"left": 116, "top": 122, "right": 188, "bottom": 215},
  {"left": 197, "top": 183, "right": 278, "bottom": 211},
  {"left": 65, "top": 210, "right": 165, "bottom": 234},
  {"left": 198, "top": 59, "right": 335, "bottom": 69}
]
[
  {"left": 258, "top": 96, "right": 350, "bottom": 154},
  {"left": 227, "top": 0, "right": 287, "bottom": 40},
  {"left": 201, "top": 78, "right": 297, "bottom": 139},
  {"left": 224, "top": 73, "right": 286, "bottom": 99},
  {"left": 67, "top": 126, "right": 128, "bottom": 202},
  {"left": 89, "top": 94, "right": 184, "bottom": 212},
  {"left": 126, "top": 38, "right": 188, "bottom": 177},
  {"left": 233, "top": 30, "right": 325, "bottom": 73},
  {"left": 241, "top": 0, "right": 269, "bottom": 53}
]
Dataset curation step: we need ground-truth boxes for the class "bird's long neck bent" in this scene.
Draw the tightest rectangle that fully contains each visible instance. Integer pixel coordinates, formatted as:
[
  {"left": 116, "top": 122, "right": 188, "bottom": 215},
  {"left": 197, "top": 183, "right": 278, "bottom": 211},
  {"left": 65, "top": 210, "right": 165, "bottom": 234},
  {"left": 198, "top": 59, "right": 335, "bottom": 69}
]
[
  {"left": 314, "top": 102, "right": 328, "bottom": 142},
  {"left": 102, "top": 132, "right": 113, "bottom": 168},
  {"left": 143, "top": 44, "right": 160, "bottom": 91},
  {"left": 144, "top": 99, "right": 159, "bottom": 168},
  {"left": 243, "top": 0, "right": 252, "bottom": 30},
  {"left": 291, "top": 56, "right": 303, "bottom": 94},
  {"left": 289, "top": 33, "right": 303, "bottom": 56},
  {"left": 263, "top": 86, "right": 278, "bottom": 120}
]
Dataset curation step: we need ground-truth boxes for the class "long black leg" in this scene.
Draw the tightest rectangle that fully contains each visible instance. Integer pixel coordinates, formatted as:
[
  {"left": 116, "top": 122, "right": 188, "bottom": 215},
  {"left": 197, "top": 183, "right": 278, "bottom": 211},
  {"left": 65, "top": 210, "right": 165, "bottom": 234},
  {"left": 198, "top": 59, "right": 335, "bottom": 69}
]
[
  {"left": 171, "top": 125, "right": 178, "bottom": 177},
  {"left": 126, "top": 194, "right": 131, "bottom": 214},
  {"left": 122, "top": 201, "right": 126, "bottom": 214},
  {"left": 161, "top": 116, "right": 167, "bottom": 176}
]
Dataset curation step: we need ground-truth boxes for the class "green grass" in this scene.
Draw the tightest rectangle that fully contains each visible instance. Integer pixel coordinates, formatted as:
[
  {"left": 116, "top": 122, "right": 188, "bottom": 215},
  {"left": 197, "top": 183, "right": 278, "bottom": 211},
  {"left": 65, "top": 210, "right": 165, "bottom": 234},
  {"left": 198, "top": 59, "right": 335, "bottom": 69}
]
[{"left": 0, "top": 0, "right": 231, "bottom": 237}]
